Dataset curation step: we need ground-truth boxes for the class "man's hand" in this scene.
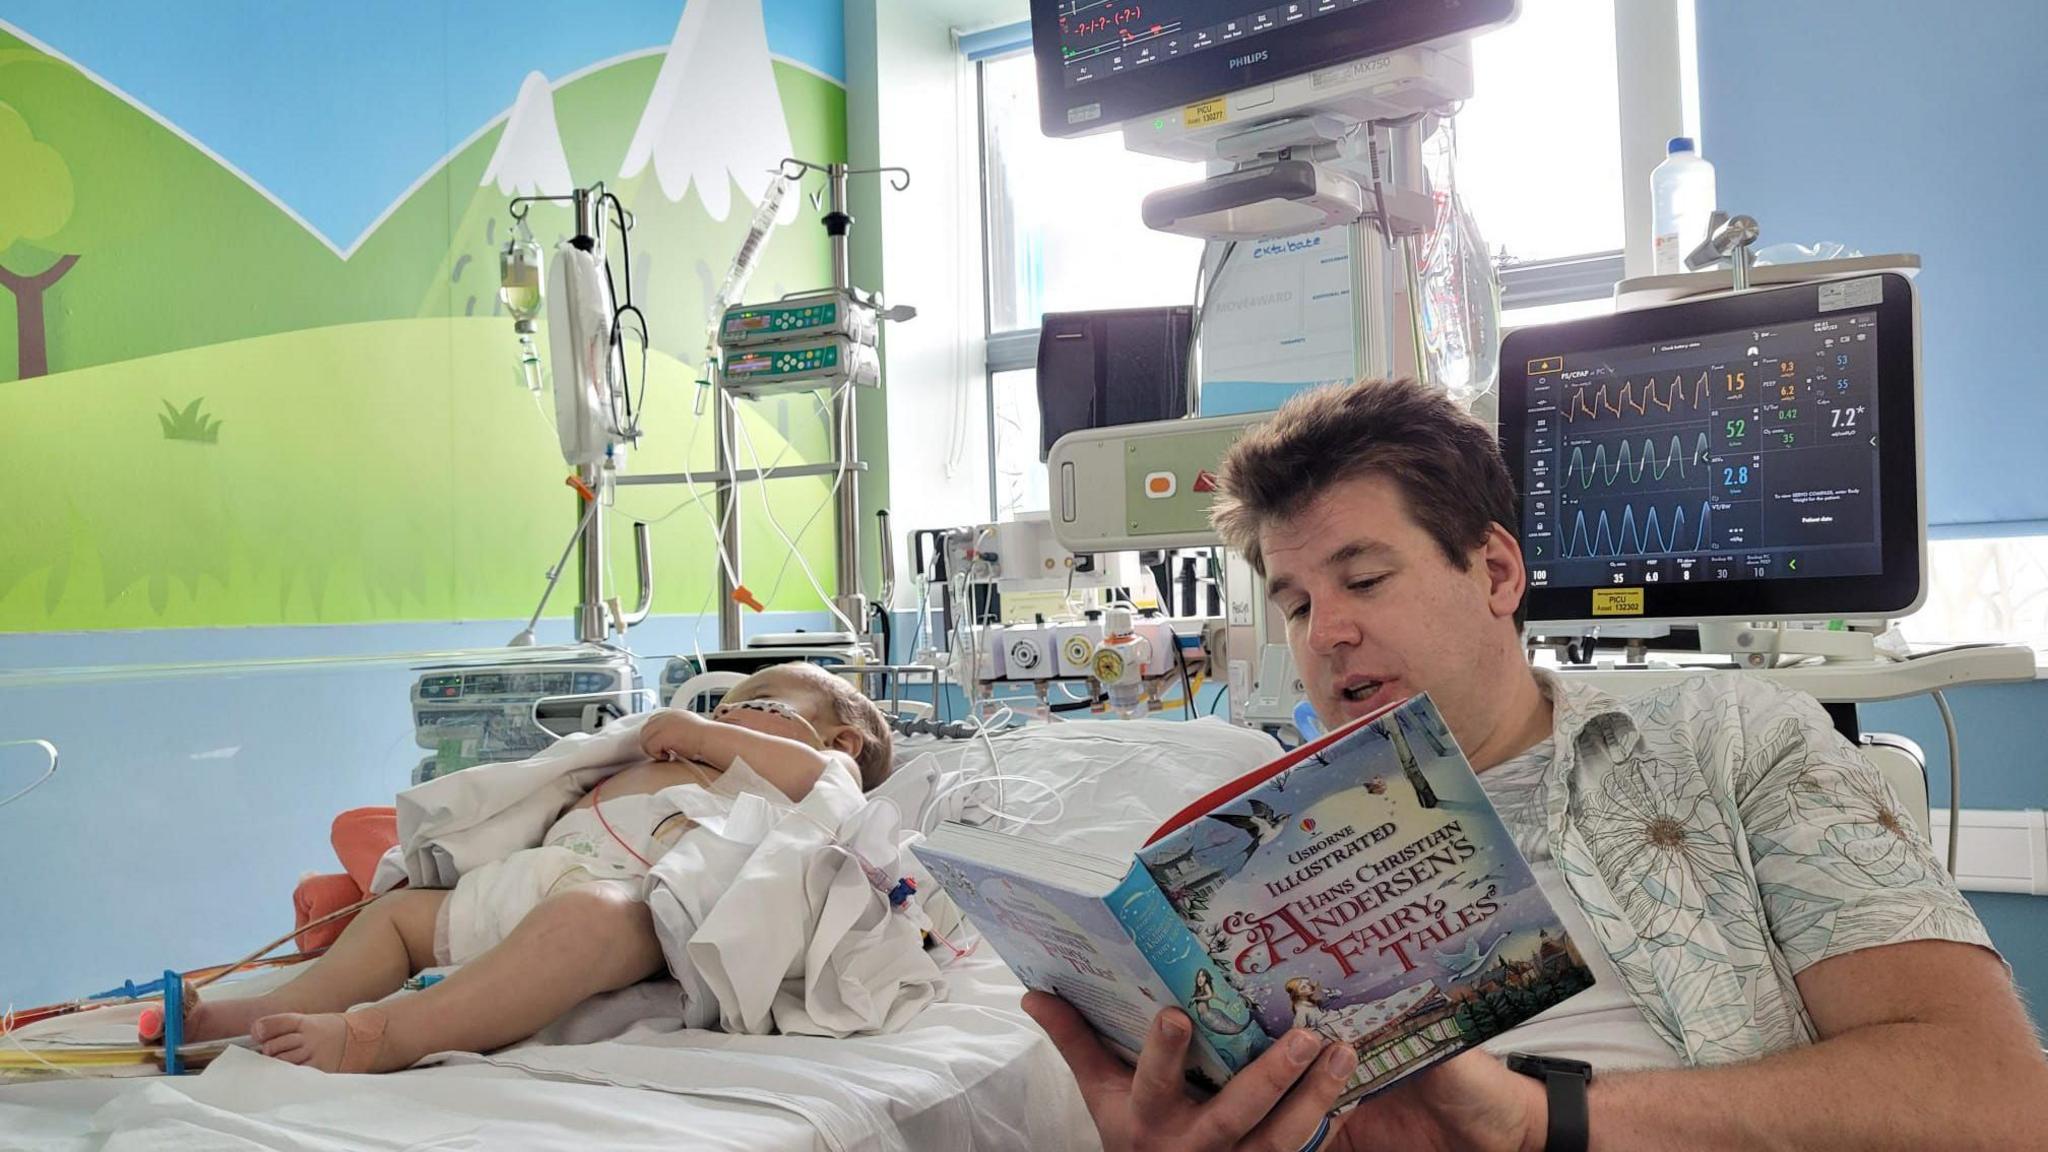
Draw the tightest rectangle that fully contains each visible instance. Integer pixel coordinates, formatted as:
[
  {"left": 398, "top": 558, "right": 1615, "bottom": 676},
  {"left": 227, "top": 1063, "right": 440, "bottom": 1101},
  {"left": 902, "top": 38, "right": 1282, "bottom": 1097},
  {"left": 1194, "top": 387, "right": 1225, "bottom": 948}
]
[
  {"left": 1322, "top": 1048, "right": 1545, "bottom": 1152},
  {"left": 1025, "top": 991, "right": 1546, "bottom": 1152},
  {"left": 639, "top": 709, "right": 712, "bottom": 764},
  {"left": 1025, "top": 991, "right": 1356, "bottom": 1152}
]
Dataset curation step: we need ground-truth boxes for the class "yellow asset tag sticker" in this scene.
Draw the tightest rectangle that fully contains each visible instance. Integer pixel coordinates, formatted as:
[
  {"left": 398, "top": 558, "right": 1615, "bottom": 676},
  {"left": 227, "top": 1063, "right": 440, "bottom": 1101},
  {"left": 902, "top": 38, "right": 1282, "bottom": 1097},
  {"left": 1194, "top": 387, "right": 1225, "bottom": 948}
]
[
  {"left": 1184, "top": 97, "right": 1228, "bottom": 127},
  {"left": 1591, "top": 588, "right": 1645, "bottom": 616}
]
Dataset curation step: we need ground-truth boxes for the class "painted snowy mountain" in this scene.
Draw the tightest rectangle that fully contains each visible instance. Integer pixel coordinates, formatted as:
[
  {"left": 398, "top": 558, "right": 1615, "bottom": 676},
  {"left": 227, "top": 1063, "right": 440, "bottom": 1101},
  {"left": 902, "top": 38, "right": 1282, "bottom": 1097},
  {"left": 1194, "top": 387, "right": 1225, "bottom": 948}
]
[
  {"left": 620, "top": 0, "right": 797, "bottom": 222},
  {"left": 480, "top": 70, "right": 574, "bottom": 197}
]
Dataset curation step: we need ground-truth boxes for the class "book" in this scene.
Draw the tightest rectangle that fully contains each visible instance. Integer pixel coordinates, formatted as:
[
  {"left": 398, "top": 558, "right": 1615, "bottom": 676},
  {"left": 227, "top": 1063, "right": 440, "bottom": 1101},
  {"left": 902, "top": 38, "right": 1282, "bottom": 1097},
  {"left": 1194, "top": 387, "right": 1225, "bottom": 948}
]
[{"left": 911, "top": 693, "right": 1597, "bottom": 1106}]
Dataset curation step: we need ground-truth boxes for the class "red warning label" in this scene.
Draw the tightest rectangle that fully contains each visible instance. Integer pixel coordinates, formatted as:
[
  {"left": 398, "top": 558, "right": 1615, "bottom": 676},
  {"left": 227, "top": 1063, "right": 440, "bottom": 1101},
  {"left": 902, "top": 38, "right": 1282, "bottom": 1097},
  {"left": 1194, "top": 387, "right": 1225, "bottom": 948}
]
[{"left": 1193, "top": 470, "right": 1220, "bottom": 493}]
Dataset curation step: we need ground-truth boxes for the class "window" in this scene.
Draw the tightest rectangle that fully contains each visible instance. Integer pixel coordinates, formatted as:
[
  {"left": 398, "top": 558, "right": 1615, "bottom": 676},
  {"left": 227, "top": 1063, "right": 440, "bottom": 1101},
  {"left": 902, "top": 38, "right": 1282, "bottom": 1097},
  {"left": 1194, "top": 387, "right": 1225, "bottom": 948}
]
[
  {"left": 972, "top": 0, "right": 1660, "bottom": 519},
  {"left": 979, "top": 51, "right": 1206, "bottom": 334},
  {"left": 1903, "top": 537, "right": 2048, "bottom": 657},
  {"left": 1459, "top": 1, "right": 1624, "bottom": 265}
]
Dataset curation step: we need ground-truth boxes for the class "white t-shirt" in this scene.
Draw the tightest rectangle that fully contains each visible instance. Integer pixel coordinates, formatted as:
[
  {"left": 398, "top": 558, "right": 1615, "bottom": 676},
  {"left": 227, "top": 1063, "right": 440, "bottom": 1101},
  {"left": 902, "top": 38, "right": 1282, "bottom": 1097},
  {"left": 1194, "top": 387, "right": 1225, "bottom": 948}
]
[{"left": 1475, "top": 741, "right": 1686, "bottom": 1072}]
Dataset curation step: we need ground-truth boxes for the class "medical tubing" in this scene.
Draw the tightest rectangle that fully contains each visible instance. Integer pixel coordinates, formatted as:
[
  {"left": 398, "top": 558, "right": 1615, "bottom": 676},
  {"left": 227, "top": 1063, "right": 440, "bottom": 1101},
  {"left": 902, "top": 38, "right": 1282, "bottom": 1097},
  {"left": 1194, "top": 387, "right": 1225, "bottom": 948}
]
[
  {"left": 762, "top": 389, "right": 853, "bottom": 605},
  {"left": 184, "top": 894, "right": 382, "bottom": 997},
  {"left": 700, "top": 175, "right": 793, "bottom": 396},
  {"left": 728, "top": 390, "right": 861, "bottom": 636},
  {"left": 1, "top": 1016, "right": 81, "bottom": 1076},
  {"left": 0, "top": 739, "right": 58, "bottom": 811}
]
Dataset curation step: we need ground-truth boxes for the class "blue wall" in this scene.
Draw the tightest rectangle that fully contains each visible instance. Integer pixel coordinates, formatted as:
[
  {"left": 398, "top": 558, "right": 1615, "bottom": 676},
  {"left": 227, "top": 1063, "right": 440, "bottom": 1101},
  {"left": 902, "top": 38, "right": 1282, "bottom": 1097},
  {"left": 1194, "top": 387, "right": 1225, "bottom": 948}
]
[
  {"left": 1862, "top": 685, "right": 2048, "bottom": 1015},
  {"left": 1697, "top": 0, "right": 2048, "bottom": 534},
  {"left": 1697, "top": 0, "right": 2048, "bottom": 1014},
  {"left": 0, "top": 613, "right": 839, "bottom": 1009}
]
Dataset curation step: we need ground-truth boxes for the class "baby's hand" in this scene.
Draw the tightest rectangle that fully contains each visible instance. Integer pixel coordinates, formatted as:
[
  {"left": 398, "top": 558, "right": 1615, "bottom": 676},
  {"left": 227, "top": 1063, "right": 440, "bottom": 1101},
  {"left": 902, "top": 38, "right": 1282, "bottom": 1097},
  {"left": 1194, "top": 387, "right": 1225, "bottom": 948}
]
[{"left": 640, "top": 709, "right": 712, "bottom": 764}]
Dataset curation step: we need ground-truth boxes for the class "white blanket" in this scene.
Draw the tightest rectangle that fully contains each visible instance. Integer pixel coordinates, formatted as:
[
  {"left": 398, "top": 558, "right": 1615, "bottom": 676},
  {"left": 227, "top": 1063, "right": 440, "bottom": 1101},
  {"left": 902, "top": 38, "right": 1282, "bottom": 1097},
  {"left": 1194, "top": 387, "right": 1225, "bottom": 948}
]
[
  {"left": 0, "top": 954, "right": 1100, "bottom": 1152},
  {"left": 373, "top": 713, "right": 943, "bottom": 1038}
]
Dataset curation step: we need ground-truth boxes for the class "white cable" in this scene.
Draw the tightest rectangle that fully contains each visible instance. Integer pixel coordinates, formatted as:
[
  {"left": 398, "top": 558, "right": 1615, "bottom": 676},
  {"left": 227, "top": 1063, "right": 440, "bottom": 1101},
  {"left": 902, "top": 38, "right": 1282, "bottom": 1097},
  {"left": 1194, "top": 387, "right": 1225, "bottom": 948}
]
[
  {"left": 1932, "top": 688, "right": 1962, "bottom": 877},
  {"left": 0, "top": 740, "right": 57, "bottom": 811},
  {"left": 763, "top": 388, "right": 853, "bottom": 606},
  {"left": 728, "top": 390, "right": 862, "bottom": 636},
  {"left": 1, "top": 1003, "right": 83, "bottom": 1076}
]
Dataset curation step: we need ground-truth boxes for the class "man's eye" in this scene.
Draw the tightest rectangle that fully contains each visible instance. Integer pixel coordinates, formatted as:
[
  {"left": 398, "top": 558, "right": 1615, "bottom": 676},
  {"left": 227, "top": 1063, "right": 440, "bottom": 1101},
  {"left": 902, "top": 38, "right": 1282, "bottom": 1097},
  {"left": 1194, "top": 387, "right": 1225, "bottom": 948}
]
[
  {"left": 1349, "top": 577, "right": 1385, "bottom": 594},
  {"left": 1285, "top": 602, "right": 1310, "bottom": 622}
]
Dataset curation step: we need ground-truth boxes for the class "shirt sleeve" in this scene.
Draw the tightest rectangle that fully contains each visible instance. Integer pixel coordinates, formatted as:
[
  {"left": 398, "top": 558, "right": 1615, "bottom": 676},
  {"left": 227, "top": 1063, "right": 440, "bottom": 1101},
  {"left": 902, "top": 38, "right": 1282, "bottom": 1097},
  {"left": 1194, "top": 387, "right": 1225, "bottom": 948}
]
[{"left": 1731, "top": 681, "right": 1996, "bottom": 974}]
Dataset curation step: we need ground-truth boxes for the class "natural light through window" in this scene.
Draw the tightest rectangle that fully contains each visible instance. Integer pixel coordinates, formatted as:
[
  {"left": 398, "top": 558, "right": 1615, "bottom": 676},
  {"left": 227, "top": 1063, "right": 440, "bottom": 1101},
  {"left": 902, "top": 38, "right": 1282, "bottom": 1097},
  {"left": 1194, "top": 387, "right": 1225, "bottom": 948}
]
[
  {"left": 1456, "top": 0, "right": 1623, "bottom": 264},
  {"left": 981, "top": 51, "right": 1207, "bottom": 333}
]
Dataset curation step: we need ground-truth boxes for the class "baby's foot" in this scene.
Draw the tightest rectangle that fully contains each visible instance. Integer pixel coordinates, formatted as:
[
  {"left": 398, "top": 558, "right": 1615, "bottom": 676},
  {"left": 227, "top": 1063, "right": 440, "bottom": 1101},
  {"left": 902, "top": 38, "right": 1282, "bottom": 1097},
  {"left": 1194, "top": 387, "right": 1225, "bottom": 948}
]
[
  {"left": 142, "top": 984, "right": 270, "bottom": 1045},
  {"left": 250, "top": 1008, "right": 396, "bottom": 1073},
  {"left": 181, "top": 990, "right": 275, "bottom": 1043}
]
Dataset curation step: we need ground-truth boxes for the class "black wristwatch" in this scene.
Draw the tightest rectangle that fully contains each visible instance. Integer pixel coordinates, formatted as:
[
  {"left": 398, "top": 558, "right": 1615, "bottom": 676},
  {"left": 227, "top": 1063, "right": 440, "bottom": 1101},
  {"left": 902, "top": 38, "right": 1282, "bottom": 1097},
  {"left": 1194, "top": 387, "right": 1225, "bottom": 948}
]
[{"left": 1505, "top": 1053, "right": 1592, "bottom": 1152}]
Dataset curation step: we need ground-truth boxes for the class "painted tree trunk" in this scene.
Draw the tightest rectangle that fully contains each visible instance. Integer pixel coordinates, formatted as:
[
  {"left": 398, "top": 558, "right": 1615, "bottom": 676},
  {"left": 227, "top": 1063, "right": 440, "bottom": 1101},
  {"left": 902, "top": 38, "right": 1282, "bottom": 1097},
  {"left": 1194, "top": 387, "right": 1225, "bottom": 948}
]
[{"left": 0, "top": 254, "right": 81, "bottom": 379}]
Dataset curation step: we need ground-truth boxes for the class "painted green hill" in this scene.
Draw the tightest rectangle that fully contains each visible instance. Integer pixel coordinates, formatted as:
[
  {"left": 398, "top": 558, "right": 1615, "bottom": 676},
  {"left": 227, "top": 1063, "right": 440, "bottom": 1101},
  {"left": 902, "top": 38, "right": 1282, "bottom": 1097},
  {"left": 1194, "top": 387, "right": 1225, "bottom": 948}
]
[
  {"left": 0, "top": 317, "right": 841, "bottom": 629},
  {"left": 0, "top": 32, "right": 854, "bottom": 631}
]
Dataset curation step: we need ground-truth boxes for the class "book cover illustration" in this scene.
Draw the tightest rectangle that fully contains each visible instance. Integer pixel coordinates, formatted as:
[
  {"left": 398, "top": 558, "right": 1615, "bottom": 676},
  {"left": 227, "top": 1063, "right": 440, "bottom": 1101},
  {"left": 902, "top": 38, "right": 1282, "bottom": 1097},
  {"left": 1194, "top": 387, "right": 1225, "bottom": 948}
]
[
  {"left": 1138, "top": 694, "right": 1596, "bottom": 1100},
  {"left": 914, "top": 848, "right": 1264, "bottom": 1085}
]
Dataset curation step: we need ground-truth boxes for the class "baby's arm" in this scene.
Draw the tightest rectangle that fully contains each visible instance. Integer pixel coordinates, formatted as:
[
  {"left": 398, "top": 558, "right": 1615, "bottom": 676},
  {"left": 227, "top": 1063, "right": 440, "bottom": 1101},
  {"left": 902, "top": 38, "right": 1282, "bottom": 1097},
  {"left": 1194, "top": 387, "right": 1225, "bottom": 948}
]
[{"left": 638, "top": 710, "right": 840, "bottom": 800}]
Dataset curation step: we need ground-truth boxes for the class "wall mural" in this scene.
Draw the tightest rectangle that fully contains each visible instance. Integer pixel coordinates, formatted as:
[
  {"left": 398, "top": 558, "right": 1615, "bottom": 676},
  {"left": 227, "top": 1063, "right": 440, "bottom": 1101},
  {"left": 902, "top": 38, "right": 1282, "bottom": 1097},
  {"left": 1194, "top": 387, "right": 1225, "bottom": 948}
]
[{"left": 0, "top": 0, "right": 848, "bottom": 631}]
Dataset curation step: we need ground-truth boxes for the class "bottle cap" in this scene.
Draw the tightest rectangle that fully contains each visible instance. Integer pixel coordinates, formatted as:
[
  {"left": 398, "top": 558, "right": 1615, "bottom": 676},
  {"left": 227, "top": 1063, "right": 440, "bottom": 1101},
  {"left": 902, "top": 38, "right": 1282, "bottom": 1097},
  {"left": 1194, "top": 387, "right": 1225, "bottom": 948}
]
[
  {"left": 1667, "top": 136, "right": 1696, "bottom": 155},
  {"left": 1106, "top": 606, "right": 1134, "bottom": 635}
]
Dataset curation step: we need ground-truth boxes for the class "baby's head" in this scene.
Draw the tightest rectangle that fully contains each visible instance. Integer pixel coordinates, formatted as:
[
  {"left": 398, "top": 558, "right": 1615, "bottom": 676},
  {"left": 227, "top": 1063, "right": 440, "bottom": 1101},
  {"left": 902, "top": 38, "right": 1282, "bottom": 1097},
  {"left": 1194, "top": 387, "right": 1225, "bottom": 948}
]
[{"left": 712, "top": 663, "right": 894, "bottom": 789}]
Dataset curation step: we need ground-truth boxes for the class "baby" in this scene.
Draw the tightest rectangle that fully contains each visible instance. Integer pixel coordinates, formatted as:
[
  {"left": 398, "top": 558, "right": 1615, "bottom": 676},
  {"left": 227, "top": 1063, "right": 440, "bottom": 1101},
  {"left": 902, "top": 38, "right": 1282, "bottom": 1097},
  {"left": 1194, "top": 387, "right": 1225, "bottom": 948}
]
[{"left": 177, "top": 662, "right": 893, "bottom": 1073}]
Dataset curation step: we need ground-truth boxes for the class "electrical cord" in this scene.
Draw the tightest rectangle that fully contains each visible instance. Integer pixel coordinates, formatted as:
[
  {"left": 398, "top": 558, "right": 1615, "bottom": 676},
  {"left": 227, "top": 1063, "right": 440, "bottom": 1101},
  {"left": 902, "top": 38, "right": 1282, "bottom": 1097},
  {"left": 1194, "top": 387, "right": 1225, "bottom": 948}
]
[
  {"left": 0, "top": 739, "right": 57, "bottom": 811},
  {"left": 1933, "top": 688, "right": 1962, "bottom": 877},
  {"left": 1873, "top": 647, "right": 1963, "bottom": 877},
  {"left": 1166, "top": 623, "right": 1195, "bottom": 721}
]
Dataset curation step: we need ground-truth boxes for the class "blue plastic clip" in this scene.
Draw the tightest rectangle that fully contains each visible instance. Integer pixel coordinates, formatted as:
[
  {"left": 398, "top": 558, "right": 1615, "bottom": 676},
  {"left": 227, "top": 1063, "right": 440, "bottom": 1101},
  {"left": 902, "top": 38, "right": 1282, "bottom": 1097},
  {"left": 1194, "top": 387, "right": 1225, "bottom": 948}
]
[
  {"left": 160, "top": 970, "right": 184, "bottom": 1076},
  {"left": 91, "top": 975, "right": 166, "bottom": 1002},
  {"left": 888, "top": 877, "right": 918, "bottom": 908}
]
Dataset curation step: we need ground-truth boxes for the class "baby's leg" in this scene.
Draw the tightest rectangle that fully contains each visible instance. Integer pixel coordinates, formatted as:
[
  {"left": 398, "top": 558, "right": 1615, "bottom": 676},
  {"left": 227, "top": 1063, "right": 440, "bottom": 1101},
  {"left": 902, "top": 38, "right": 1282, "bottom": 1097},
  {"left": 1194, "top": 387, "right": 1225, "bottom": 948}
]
[
  {"left": 185, "top": 888, "right": 445, "bottom": 1043},
  {"left": 252, "top": 881, "right": 664, "bottom": 1073}
]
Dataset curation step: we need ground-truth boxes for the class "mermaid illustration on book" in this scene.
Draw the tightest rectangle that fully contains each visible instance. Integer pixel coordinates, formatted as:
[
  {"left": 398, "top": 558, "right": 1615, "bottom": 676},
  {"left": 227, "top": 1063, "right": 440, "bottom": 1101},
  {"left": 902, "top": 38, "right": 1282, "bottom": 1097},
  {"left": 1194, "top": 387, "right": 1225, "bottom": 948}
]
[{"left": 1186, "top": 968, "right": 1252, "bottom": 1036}]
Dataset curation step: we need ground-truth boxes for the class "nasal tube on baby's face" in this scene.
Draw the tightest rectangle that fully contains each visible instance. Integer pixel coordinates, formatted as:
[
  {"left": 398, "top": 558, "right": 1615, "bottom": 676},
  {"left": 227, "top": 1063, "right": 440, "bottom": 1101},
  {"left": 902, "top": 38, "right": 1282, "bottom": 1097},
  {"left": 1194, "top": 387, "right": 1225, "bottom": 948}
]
[{"left": 713, "top": 697, "right": 824, "bottom": 747}]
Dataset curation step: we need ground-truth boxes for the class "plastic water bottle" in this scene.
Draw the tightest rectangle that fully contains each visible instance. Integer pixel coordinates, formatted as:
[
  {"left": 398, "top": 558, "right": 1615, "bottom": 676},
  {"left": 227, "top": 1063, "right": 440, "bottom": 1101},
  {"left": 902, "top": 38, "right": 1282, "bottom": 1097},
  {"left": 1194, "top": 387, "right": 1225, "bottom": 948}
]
[{"left": 1651, "top": 137, "right": 1717, "bottom": 276}]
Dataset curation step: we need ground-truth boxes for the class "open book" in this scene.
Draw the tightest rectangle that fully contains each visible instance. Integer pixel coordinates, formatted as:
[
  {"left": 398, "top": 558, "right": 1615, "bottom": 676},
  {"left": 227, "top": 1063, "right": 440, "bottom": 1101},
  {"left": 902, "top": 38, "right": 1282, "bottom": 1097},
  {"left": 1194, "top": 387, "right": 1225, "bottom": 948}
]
[{"left": 912, "top": 693, "right": 1596, "bottom": 1105}]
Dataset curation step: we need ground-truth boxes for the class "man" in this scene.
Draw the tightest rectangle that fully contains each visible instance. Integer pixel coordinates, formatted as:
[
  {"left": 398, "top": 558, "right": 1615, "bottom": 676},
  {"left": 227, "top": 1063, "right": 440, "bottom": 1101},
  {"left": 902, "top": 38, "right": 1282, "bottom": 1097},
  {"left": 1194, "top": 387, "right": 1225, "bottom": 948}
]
[{"left": 1024, "top": 378, "right": 2046, "bottom": 1151}]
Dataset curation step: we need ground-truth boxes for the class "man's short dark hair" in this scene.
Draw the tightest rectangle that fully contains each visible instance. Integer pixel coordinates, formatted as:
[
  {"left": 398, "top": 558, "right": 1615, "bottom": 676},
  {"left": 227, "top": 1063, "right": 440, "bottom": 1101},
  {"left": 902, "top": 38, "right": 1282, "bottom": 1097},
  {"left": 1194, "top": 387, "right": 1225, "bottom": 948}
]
[{"left": 1209, "top": 378, "right": 1516, "bottom": 577}]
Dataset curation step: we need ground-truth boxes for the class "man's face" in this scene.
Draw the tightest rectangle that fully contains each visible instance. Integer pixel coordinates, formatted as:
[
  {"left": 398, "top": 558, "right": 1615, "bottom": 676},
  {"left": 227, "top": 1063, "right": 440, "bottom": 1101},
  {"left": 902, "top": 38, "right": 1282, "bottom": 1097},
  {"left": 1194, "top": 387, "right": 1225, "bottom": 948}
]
[{"left": 1260, "top": 474, "right": 1524, "bottom": 747}]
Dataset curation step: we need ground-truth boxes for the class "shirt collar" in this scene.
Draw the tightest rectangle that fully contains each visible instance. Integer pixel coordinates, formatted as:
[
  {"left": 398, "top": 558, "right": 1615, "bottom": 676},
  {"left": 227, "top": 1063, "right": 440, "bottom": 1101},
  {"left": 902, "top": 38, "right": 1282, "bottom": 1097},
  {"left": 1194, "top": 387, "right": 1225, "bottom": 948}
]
[{"left": 1531, "top": 667, "right": 1645, "bottom": 762}]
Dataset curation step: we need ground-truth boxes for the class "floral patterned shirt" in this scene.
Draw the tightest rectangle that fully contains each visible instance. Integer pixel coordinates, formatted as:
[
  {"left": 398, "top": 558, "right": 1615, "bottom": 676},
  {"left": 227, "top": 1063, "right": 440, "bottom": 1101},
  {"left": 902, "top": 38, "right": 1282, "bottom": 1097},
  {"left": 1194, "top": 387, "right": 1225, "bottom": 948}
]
[{"left": 1527, "top": 669, "right": 1995, "bottom": 1066}]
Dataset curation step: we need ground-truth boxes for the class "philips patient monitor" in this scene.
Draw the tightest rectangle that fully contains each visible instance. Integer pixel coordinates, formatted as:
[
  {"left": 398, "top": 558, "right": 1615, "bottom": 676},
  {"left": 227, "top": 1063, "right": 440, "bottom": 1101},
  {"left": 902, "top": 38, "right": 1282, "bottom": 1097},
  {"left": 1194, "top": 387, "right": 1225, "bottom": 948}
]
[
  {"left": 1497, "top": 274, "right": 1925, "bottom": 628},
  {"left": 1030, "top": 0, "right": 1515, "bottom": 157}
]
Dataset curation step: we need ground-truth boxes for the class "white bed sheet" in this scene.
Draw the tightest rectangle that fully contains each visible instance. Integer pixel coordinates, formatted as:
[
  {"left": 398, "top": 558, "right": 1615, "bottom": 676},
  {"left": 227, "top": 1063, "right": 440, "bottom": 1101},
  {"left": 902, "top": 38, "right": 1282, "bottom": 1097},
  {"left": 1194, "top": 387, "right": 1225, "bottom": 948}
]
[
  {"left": 0, "top": 952, "right": 1094, "bottom": 1152},
  {"left": 2, "top": 718, "right": 1282, "bottom": 1152}
]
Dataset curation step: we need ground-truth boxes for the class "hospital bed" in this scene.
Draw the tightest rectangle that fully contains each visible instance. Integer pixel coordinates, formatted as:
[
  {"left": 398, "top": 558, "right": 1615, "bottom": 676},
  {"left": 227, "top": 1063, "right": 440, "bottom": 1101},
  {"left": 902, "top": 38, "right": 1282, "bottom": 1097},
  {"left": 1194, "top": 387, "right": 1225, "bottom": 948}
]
[{"left": 1, "top": 717, "right": 1284, "bottom": 1152}]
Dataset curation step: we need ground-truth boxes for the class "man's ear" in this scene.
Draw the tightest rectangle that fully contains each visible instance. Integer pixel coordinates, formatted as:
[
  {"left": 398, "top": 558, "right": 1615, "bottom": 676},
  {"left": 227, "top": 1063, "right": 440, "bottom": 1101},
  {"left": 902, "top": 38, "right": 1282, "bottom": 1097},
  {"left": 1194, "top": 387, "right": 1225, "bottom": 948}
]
[{"left": 1478, "top": 522, "right": 1526, "bottom": 622}]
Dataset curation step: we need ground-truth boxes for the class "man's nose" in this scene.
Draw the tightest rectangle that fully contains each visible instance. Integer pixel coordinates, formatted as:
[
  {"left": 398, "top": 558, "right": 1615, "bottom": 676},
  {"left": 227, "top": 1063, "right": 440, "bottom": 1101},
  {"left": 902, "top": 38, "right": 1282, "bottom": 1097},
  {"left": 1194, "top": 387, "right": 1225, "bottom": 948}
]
[{"left": 1304, "top": 599, "right": 1363, "bottom": 655}]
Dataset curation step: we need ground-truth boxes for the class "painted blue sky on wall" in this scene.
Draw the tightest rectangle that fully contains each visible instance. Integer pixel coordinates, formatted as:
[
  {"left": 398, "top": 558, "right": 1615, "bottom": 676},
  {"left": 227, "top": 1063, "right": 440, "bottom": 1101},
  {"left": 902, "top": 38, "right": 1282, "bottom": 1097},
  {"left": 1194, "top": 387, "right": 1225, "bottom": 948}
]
[{"left": 0, "top": 0, "right": 845, "bottom": 253}]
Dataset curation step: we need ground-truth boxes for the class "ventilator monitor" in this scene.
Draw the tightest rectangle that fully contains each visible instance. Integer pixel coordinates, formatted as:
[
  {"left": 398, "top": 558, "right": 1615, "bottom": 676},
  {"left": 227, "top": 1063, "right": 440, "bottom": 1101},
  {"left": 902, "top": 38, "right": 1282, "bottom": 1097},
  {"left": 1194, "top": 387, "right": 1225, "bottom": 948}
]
[{"left": 1497, "top": 274, "right": 1924, "bottom": 627}]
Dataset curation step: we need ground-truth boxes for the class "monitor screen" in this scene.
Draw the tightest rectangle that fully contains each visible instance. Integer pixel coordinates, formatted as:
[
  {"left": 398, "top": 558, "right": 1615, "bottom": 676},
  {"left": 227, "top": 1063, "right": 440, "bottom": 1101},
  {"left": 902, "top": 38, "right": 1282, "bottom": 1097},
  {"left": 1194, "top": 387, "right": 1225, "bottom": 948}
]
[
  {"left": 1497, "top": 275, "right": 1923, "bottom": 626},
  {"left": 1031, "top": 0, "right": 1513, "bottom": 137}
]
